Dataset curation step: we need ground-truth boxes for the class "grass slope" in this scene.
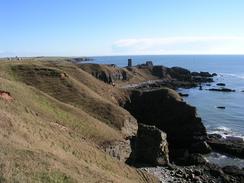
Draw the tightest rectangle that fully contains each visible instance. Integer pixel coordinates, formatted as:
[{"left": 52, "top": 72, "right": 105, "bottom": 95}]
[
  {"left": 10, "top": 61, "right": 137, "bottom": 136},
  {"left": 0, "top": 60, "right": 158, "bottom": 183}
]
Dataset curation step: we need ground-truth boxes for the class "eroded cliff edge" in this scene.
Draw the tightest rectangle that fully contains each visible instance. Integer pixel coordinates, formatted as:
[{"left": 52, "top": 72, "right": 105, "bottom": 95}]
[{"left": 121, "top": 87, "right": 211, "bottom": 165}]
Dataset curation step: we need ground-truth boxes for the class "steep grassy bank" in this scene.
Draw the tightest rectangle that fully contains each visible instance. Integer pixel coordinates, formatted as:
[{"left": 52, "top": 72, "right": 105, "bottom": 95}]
[{"left": 0, "top": 60, "right": 158, "bottom": 183}]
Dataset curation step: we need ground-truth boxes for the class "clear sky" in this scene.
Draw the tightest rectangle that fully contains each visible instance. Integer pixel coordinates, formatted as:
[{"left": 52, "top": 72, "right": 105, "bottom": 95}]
[{"left": 1, "top": 0, "right": 244, "bottom": 57}]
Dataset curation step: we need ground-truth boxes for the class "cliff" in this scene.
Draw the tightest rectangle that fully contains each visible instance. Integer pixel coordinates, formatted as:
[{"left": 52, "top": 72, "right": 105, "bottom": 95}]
[{"left": 122, "top": 88, "right": 211, "bottom": 164}]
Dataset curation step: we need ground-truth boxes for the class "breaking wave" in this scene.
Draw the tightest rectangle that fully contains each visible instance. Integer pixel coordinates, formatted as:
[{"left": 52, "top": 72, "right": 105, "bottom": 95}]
[{"left": 208, "top": 126, "right": 244, "bottom": 140}]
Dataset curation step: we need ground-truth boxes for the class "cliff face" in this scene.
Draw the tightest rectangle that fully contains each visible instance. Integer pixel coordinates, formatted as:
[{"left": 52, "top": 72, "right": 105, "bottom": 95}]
[
  {"left": 122, "top": 88, "right": 209, "bottom": 164},
  {"left": 79, "top": 63, "right": 132, "bottom": 83}
]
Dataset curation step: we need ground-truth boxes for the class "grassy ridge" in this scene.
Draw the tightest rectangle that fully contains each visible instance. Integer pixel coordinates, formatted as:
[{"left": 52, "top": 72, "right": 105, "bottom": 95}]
[
  {"left": 0, "top": 60, "right": 157, "bottom": 183},
  {"left": 11, "top": 62, "right": 136, "bottom": 132}
]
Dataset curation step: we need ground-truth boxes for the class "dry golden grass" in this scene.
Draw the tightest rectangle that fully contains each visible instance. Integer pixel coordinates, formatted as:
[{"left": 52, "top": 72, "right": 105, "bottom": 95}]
[
  {"left": 51, "top": 62, "right": 130, "bottom": 105},
  {"left": 10, "top": 62, "right": 137, "bottom": 135},
  {"left": 0, "top": 60, "right": 158, "bottom": 183}
]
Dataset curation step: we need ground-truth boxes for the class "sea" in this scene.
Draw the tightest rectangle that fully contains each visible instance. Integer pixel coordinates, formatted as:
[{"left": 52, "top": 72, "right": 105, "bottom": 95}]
[{"left": 89, "top": 55, "right": 244, "bottom": 168}]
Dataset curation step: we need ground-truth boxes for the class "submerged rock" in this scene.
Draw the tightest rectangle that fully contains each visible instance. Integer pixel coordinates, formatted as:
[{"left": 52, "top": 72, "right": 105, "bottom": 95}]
[
  {"left": 208, "top": 88, "right": 236, "bottom": 92},
  {"left": 217, "top": 106, "right": 226, "bottom": 109},
  {"left": 216, "top": 83, "right": 226, "bottom": 86},
  {"left": 178, "top": 92, "right": 189, "bottom": 97}
]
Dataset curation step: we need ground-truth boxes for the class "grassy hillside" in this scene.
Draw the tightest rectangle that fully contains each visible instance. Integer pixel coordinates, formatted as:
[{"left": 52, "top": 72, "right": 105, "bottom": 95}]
[
  {"left": 0, "top": 60, "right": 158, "bottom": 183},
  {"left": 10, "top": 61, "right": 137, "bottom": 137}
]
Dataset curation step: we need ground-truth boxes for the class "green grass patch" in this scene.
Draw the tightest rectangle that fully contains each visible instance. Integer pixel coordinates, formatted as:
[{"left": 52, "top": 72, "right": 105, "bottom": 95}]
[{"left": 34, "top": 171, "right": 76, "bottom": 183}]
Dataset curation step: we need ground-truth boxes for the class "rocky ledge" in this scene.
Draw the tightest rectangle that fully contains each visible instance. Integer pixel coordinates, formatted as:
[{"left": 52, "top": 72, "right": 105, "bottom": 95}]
[{"left": 207, "top": 134, "right": 244, "bottom": 159}]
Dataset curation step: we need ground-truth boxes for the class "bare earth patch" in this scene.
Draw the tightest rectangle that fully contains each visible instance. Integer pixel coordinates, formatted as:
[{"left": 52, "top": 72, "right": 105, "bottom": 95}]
[{"left": 0, "top": 90, "right": 14, "bottom": 101}]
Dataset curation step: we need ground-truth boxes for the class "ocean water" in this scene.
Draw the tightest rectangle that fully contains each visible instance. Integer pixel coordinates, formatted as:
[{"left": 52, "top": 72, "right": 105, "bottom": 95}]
[{"left": 91, "top": 55, "right": 244, "bottom": 168}]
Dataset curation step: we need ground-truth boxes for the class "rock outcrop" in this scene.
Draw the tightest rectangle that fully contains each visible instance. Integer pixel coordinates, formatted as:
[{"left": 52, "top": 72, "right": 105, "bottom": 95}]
[
  {"left": 79, "top": 63, "right": 131, "bottom": 83},
  {"left": 129, "top": 124, "right": 169, "bottom": 166},
  {"left": 152, "top": 66, "right": 214, "bottom": 83},
  {"left": 207, "top": 134, "right": 244, "bottom": 159},
  {"left": 102, "top": 140, "right": 132, "bottom": 162},
  {"left": 123, "top": 87, "right": 209, "bottom": 164},
  {"left": 151, "top": 65, "right": 171, "bottom": 79},
  {"left": 168, "top": 67, "right": 192, "bottom": 81},
  {"left": 167, "top": 67, "right": 214, "bottom": 83},
  {"left": 192, "top": 71, "right": 213, "bottom": 77}
]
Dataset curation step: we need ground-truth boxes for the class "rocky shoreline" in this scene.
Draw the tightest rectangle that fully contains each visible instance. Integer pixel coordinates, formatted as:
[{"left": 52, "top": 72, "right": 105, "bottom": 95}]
[
  {"left": 80, "top": 61, "right": 244, "bottom": 182},
  {"left": 140, "top": 163, "right": 244, "bottom": 183}
]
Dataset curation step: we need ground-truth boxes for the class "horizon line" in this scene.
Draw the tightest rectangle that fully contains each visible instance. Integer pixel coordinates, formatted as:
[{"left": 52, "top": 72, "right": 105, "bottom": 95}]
[{"left": 2, "top": 53, "right": 244, "bottom": 59}]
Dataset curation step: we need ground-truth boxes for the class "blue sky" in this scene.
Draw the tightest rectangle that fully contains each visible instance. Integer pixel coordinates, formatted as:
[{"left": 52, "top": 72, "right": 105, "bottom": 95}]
[{"left": 1, "top": 0, "right": 244, "bottom": 57}]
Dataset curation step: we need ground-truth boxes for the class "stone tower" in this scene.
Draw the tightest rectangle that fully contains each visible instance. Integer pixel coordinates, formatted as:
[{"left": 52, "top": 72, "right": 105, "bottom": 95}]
[{"left": 128, "top": 59, "right": 132, "bottom": 67}]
